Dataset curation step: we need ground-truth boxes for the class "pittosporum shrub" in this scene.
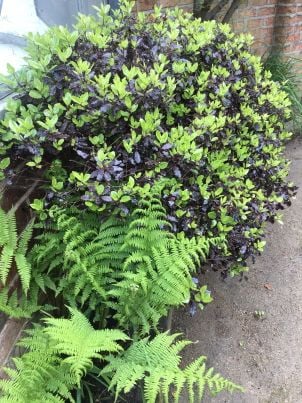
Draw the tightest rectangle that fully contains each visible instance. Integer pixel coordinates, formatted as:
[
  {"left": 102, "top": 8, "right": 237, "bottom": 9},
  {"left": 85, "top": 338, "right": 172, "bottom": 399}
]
[{"left": 0, "top": 1, "right": 296, "bottom": 272}]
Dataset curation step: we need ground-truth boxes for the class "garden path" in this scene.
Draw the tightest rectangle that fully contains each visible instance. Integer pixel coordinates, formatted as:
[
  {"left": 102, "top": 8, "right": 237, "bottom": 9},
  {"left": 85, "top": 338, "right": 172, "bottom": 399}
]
[{"left": 173, "top": 137, "right": 302, "bottom": 403}]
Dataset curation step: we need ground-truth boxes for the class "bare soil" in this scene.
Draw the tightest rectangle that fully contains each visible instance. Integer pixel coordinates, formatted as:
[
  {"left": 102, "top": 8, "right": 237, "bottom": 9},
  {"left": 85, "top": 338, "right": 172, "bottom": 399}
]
[{"left": 173, "top": 138, "right": 302, "bottom": 403}]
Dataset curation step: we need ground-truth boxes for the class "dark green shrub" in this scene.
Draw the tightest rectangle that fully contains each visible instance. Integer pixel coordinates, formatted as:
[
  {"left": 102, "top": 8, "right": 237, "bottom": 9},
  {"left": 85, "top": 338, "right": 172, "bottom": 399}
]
[{"left": 0, "top": 1, "right": 295, "bottom": 274}]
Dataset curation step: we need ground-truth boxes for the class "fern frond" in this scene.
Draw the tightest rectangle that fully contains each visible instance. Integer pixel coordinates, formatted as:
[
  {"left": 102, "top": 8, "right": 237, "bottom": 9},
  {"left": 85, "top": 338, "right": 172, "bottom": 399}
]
[
  {"left": 122, "top": 196, "right": 172, "bottom": 257},
  {"left": 0, "top": 310, "right": 128, "bottom": 402},
  {"left": 110, "top": 234, "right": 209, "bottom": 334},
  {"left": 16, "top": 220, "right": 34, "bottom": 256},
  {"left": 102, "top": 332, "right": 243, "bottom": 403},
  {"left": 14, "top": 254, "right": 31, "bottom": 292},
  {"left": 0, "top": 287, "right": 41, "bottom": 318},
  {"left": 0, "top": 245, "right": 14, "bottom": 284},
  {"left": 29, "top": 200, "right": 212, "bottom": 333},
  {"left": 0, "top": 207, "right": 10, "bottom": 246},
  {"left": 6, "top": 210, "right": 18, "bottom": 250},
  {"left": 0, "top": 326, "right": 76, "bottom": 403},
  {"left": 0, "top": 208, "right": 34, "bottom": 293},
  {"left": 44, "top": 308, "right": 128, "bottom": 383}
]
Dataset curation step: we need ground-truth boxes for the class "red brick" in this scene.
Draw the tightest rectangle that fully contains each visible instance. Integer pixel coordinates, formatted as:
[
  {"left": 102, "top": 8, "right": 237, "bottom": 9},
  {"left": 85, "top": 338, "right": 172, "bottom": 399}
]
[
  {"left": 236, "top": 7, "right": 257, "bottom": 18},
  {"left": 133, "top": 0, "right": 302, "bottom": 58},
  {"left": 275, "top": 15, "right": 293, "bottom": 26},
  {"left": 249, "top": 0, "right": 269, "bottom": 6},
  {"left": 178, "top": 0, "right": 192, "bottom": 6},
  {"left": 264, "top": 15, "right": 275, "bottom": 26},
  {"left": 158, "top": 0, "right": 178, "bottom": 7},
  {"left": 258, "top": 26, "right": 274, "bottom": 37},
  {"left": 247, "top": 17, "right": 263, "bottom": 30},
  {"left": 277, "top": 5, "right": 297, "bottom": 15},
  {"left": 232, "top": 22, "right": 245, "bottom": 32},
  {"left": 179, "top": 4, "right": 193, "bottom": 13},
  {"left": 257, "top": 5, "right": 276, "bottom": 16},
  {"left": 136, "top": 0, "right": 156, "bottom": 11}
]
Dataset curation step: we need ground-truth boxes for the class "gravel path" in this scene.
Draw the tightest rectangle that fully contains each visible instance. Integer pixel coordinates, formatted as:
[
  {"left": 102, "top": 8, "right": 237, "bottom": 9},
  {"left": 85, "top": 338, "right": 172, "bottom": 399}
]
[{"left": 173, "top": 138, "right": 302, "bottom": 403}]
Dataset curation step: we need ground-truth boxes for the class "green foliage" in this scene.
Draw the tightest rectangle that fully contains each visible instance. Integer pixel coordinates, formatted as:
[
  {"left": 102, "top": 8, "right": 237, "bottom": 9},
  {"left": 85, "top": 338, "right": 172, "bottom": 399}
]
[
  {"left": 0, "top": 286, "right": 41, "bottom": 318},
  {"left": 0, "top": 196, "right": 242, "bottom": 401},
  {"left": 29, "top": 198, "right": 217, "bottom": 334},
  {"left": 0, "top": 207, "right": 33, "bottom": 292},
  {"left": 0, "top": 204, "right": 51, "bottom": 318},
  {"left": 102, "top": 332, "right": 243, "bottom": 403},
  {"left": 0, "top": 312, "right": 242, "bottom": 403},
  {"left": 44, "top": 308, "right": 128, "bottom": 384},
  {"left": 264, "top": 51, "right": 302, "bottom": 131},
  {"left": 0, "top": 326, "right": 76, "bottom": 403},
  {"left": 0, "top": 309, "right": 128, "bottom": 403},
  {"left": 194, "top": 285, "right": 213, "bottom": 311}
]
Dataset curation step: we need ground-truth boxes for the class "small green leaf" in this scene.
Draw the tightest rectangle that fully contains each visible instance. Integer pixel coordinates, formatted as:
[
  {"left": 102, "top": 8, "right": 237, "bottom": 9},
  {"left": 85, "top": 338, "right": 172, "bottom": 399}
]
[
  {"left": 0, "top": 157, "right": 10, "bottom": 170},
  {"left": 30, "top": 199, "right": 44, "bottom": 211},
  {"left": 29, "top": 90, "right": 42, "bottom": 99},
  {"left": 120, "top": 195, "right": 131, "bottom": 203}
]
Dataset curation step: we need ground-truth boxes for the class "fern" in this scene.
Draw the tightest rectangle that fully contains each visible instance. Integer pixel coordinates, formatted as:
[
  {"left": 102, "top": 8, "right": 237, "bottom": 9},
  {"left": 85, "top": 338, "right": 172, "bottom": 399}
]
[
  {"left": 0, "top": 326, "right": 76, "bottom": 403},
  {"left": 108, "top": 200, "right": 216, "bottom": 334},
  {"left": 29, "top": 199, "right": 218, "bottom": 333},
  {"left": 122, "top": 196, "right": 172, "bottom": 257},
  {"left": 0, "top": 312, "right": 242, "bottom": 403},
  {"left": 0, "top": 206, "right": 33, "bottom": 293},
  {"left": 109, "top": 236, "right": 212, "bottom": 334},
  {"left": 0, "top": 198, "right": 241, "bottom": 402},
  {"left": 0, "top": 287, "right": 41, "bottom": 318},
  {"left": 30, "top": 208, "right": 128, "bottom": 317},
  {"left": 102, "top": 332, "right": 243, "bottom": 403},
  {"left": 0, "top": 206, "right": 43, "bottom": 318},
  {"left": 44, "top": 308, "right": 129, "bottom": 383},
  {"left": 0, "top": 309, "right": 128, "bottom": 403}
]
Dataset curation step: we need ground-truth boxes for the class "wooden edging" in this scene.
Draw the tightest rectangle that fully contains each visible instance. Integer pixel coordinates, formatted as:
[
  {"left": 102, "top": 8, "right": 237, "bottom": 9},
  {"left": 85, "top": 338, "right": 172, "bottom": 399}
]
[{"left": 0, "top": 318, "right": 28, "bottom": 378}]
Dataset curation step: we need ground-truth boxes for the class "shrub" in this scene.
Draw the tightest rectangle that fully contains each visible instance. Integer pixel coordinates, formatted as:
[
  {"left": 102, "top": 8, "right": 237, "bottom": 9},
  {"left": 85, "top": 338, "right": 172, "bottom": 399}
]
[{"left": 0, "top": 2, "right": 295, "bottom": 272}]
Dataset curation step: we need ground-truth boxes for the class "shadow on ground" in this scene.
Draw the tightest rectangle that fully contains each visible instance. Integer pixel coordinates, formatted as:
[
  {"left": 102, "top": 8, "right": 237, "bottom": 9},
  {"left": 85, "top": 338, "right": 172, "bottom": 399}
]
[{"left": 173, "top": 138, "right": 302, "bottom": 403}]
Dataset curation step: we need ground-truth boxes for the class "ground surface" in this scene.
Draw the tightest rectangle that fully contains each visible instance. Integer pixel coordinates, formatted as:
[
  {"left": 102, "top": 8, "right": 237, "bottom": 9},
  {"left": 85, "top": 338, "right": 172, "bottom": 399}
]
[{"left": 173, "top": 138, "right": 302, "bottom": 403}]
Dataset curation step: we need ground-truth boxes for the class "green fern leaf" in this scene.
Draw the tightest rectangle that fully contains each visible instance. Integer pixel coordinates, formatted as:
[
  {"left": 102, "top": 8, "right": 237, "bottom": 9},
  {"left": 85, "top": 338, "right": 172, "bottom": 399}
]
[
  {"left": 44, "top": 308, "right": 129, "bottom": 383},
  {"left": 102, "top": 332, "right": 243, "bottom": 403},
  {"left": 15, "top": 253, "right": 31, "bottom": 292}
]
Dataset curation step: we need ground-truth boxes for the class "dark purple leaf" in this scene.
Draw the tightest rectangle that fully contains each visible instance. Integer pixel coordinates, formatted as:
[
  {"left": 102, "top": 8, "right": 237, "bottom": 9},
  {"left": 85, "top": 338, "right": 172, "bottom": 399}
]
[{"left": 101, "top": 196, "right": 112, "bottom": 202}]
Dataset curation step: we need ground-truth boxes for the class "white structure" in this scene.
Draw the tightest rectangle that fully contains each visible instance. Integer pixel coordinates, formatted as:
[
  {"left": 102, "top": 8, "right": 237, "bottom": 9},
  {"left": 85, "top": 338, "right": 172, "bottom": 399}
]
[
  {"left": 0, "top": 0, "right": 107, "bottom": 112},
  {"left": 0, "top": 0, "right": 47, "bottom": 74}
]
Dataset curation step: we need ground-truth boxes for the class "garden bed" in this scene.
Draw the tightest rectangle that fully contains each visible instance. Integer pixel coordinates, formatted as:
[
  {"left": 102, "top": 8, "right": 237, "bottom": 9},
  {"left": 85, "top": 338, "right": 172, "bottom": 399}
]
[{"left": 0, "top": 2, "right": 297, "bottom": 402}]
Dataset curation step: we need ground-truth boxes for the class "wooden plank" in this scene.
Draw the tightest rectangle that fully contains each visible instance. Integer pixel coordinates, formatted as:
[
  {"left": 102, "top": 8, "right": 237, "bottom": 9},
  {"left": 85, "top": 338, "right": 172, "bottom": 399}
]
[{"left": 0, "top": 317, "right": 27, "bottom": 377}]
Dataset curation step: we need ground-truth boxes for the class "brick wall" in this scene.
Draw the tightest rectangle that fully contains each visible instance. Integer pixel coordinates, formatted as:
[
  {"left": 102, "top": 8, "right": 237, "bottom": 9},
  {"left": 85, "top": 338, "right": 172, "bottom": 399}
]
[
  {"left": 231, "top": 0, "right": 277, "bottom": 56},
  {"left": 135, "top": 0, "right": 193, "bottom": 13},
  {"left": 134, "top": 0, "right": 302, "bottom": 58},
  {"left": 274, "top": 1, "right": 302, "bottom": 55},
  {"left": 231, "top": 0, "right": 302, "bottom": 57}
]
